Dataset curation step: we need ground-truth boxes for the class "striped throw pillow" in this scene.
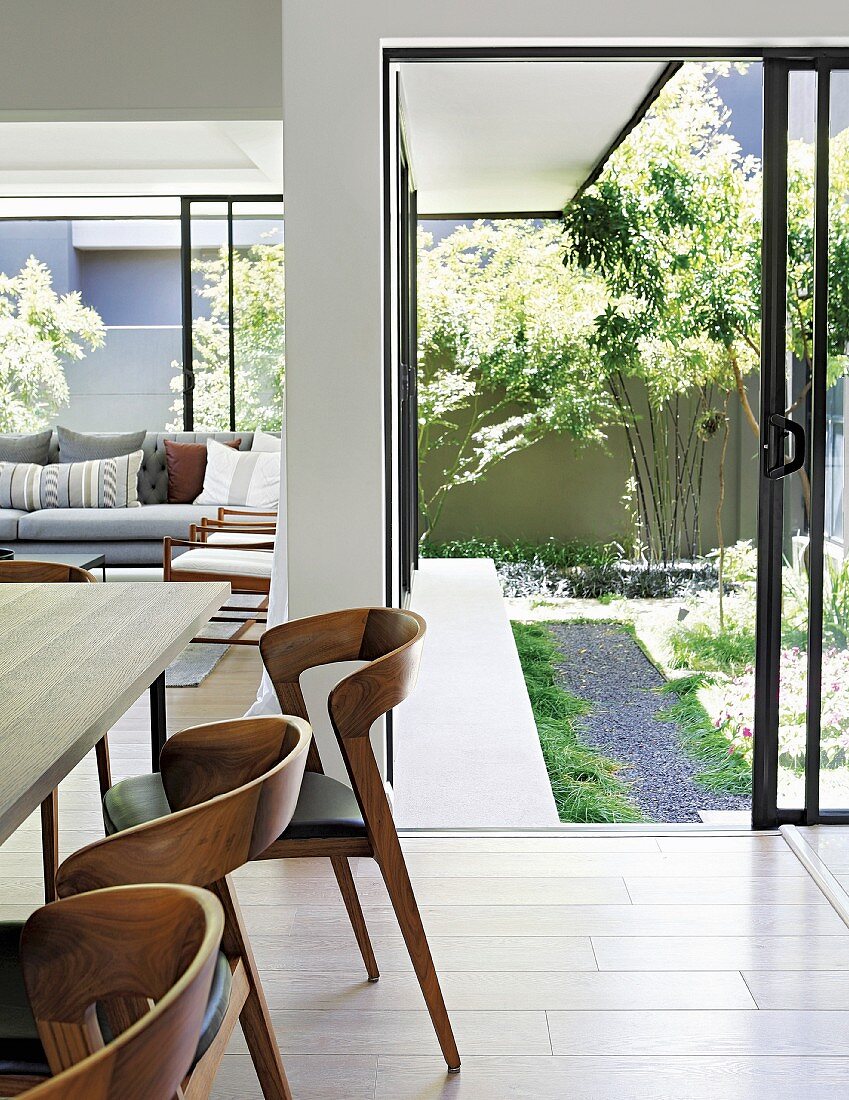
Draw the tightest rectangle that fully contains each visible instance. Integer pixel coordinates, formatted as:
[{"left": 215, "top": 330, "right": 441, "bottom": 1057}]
[
  {"left": 195, "top": 438, "right": 280, "bottom": 509},
  {"left": 0, "top": 450, "right": 143, "bottom": 511}
]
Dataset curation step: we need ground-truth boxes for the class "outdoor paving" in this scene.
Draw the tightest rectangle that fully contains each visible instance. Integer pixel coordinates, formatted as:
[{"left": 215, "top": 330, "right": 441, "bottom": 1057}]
[{"left": 549, "top": 621, "right": 750, "bottom": 823}]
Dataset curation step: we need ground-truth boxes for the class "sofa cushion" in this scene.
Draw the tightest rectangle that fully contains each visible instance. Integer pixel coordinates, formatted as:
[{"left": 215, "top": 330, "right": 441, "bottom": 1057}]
[
  {"left": 16, "top": 504, "right": 223, "bottom": 542},
  {"left": 251, "top": 429, "right": 282, "bottom": 453},
  {"left": 0, "top": 509, "right": 24, "bottom": 540},
  {"left": 171, "top": 548, "right": 273, "bottom": 578},
  {"left": 196, "top": 440, "right": 280, "bottom": 509},
  {"left": 0, "top": 452, "right": 143, "bottom": 512},
  {"left": 57, "top": 426, "right": 147, "bottom": 464},
  {"left": 0, "top": 431, "right": 52, "bottom": 465},
  {"left": 164, "top": 438, "right": 241, "bottom": 503},
  {"left": 136, "top": 433, "right": 253, "bottom": 505}
]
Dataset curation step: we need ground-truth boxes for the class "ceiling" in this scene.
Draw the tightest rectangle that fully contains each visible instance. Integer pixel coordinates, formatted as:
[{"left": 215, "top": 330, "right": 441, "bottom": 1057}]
[
  {"left": 400, "top": 61, "right": 672, "bottom": 215},
  {"left": 0, "top": 120, "right": 283, "bottom": 196}
]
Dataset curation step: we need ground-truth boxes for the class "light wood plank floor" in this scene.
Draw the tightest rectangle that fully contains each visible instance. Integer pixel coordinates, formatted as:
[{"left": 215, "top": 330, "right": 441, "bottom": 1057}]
[{"left": 3, "top": 646, "right": 849, "bottom": 1098}]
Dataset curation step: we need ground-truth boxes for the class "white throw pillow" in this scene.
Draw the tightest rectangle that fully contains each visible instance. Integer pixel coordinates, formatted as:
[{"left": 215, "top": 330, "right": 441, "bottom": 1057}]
[
  {"left": 195, "top": 438, "right": 280, "bottom": 508},
  {"left": 250, "top": 428, "right": 282, "bottom": 453}
]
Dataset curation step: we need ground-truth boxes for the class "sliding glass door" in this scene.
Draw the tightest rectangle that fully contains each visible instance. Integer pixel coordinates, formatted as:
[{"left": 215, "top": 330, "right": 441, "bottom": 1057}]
[
  {"left": 755, "top": 56, "right": 849, "bottom": 827},
  {"left": 397, "top": 122, "right": 419, "bottom": 603}
]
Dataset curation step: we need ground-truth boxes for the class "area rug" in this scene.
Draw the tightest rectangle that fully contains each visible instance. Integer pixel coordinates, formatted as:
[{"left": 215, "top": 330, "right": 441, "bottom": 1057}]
[{"left": 165, "top": 621, "right": 242, "bottom": 687}]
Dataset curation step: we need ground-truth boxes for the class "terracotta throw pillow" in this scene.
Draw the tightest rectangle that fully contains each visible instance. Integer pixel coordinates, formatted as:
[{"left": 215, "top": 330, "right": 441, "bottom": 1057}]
[{"left": 164, "top": 438, "right": 241, "bottom": 503}]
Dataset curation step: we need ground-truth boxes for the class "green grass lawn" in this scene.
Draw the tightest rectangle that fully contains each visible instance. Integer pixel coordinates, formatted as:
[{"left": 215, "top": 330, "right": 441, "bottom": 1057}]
[{"left": 511, "top": 620, "right": 643, "bottom": 823}]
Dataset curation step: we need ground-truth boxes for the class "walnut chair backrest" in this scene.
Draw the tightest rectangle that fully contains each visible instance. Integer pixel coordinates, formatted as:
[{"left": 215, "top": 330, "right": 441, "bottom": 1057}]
[
  {"left": 0, "top": 561, "right": 96, "bottom": 583},
  {"left": 55, "top": 716, "right": 311, "bottom": 897},
  {"left": 20, "top": 884, "right": 223, "bottom": 1100},
  {"left": 259, "top": 607, "right": 425, "bottom": 818}
]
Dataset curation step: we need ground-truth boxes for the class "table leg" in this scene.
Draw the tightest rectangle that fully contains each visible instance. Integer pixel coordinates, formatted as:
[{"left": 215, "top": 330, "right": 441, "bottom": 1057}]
[{"left": 149, "top": 671, "right": 167, "bottom": 770}]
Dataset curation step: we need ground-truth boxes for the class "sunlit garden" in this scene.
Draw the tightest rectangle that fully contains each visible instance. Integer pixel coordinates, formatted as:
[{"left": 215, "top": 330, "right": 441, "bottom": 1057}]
[{"left": 417, "top": 62, "right": 849, "bottom": 821}]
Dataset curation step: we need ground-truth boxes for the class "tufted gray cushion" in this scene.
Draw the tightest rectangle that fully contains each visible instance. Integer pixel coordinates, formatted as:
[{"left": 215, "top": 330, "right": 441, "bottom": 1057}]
[{"left": 45, "top": 431, "right": 253, "bottom": 504}]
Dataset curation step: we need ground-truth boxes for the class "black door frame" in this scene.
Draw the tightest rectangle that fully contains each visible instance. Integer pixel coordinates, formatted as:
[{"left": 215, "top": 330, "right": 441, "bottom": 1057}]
[
  {"left": 756, "top": 55, "right": 849, "bottom": 828},
  {"left": 397, "top": 89, "right": 419, "bottom": 605},
  {"left": 180, "top": 194, "right": 284, "bottom": 431},
  {"left": 381, "top": 43, "right": 849, "bottom": 825}
]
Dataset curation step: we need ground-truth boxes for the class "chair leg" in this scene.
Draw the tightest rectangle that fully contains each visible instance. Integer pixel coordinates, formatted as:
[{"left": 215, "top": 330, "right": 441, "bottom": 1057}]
[
  {"left": 94, "top": 736, "right": 112, "bottom": 799},
  {"left": 370, "top": 829, "right": 460, "bottom": 1071},
  {"left": 211, "top": 876, "right": 292, "bottom": 1100},
  {"left": 330, "top": 855, "right": 379, "bottom": 981},
  {"left": 40, "top": 789, "right": 58, "bottom": 904}
]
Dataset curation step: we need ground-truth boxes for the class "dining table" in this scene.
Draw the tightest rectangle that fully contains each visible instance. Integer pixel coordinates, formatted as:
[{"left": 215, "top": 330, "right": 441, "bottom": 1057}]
[{"left": 0, "top": 580, "right": 229, "bottom": 845}]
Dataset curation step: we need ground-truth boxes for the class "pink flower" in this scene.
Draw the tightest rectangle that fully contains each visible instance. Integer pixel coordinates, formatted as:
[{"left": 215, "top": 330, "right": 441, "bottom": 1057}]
[{"left": 742, "top": 727, "right": 752, "bottom": 739}]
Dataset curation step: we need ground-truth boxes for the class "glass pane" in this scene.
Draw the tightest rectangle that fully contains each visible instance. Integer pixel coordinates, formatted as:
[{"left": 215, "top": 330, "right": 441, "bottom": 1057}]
[
  {"left": 0, "top": 203, "right": 181, "bottom": 432},
  {"left": 819, "top": 68, "right": 849, "bottom": 811},
  {"left": 777, "top": 70, "right": 816, "bottom": 809},
  {"left": 186, "top": 201, "right": 230, "bottom": 431},
  {"left": 231, "top": 201, "right": 284, "bottom": 431}
]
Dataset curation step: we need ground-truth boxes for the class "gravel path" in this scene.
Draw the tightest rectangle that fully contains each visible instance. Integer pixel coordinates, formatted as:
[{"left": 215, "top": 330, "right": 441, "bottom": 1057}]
[{"left": 549, "top": 621, "right": 749, "bottom": 823}]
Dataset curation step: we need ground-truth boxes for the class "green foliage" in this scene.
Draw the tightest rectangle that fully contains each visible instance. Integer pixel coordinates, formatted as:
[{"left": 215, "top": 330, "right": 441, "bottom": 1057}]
[
  {"left": 657, "top": 675, "right": 752, "bottom": 795},
  {"left": 420, "top": 536, "right": 625, "bottom": 570},
  {"left": 0, "top": 257, "right": 105, "bottom": 432},
  {"left": 669, "top": 619, "right": 756, "bottom": 675},
  {"left": 562, "top": 65, "right": 762, "bottom": 562},
  {"left": 170, "top": 232, "right": 285, "bottom": 431},
  {"left": 562, "top": 64, "right": 849, "bottom": 562},
  {"left": 417, "top": 219, "right": 608, "bottom": 534},
  {"left": 562, "top": 65, "right": 762, "bottom": 388},
  {"left": 511, "top": 621, "right": 643, "bottom": 822}
]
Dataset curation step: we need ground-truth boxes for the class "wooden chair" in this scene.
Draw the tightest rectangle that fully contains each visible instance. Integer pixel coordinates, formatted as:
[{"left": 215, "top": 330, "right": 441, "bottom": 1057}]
[
  {"left": 52, "top": 715, "right": 311, "bottom": 1100},
  {"left": 0, "top": 560, "right": 111, "bottom": 903},
  {"left": 197, "top": 507, "right": 277, "bottom": 547},
  {"left": 257, "top": 607, "right": 461, "bottom": 1073},
  {"left": 163, "top": 535, "right": 272, "bottom": 646},
  {"left": 0, "top": 882, "right": 223, "bottom": 1099}
]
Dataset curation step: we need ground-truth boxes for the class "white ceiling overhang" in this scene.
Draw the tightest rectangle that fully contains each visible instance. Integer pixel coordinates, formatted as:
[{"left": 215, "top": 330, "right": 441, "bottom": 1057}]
[
  {"left": 0, "top": 120, "right": 283, "bottom": 197},
  {"left": 400, "top": 60, "right": 673, "bottom": 215}
]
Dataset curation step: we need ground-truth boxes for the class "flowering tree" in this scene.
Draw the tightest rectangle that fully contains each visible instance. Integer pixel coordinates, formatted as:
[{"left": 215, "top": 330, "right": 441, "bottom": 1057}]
[
  {"left": 417, "top": 219, "right": 609, "bottom": 535},
  {"left": 0, "top": 256, "right": 104, "bottom": 432},
  {"left": 170, "top": 233, "right": 285, "bottom": 431}
]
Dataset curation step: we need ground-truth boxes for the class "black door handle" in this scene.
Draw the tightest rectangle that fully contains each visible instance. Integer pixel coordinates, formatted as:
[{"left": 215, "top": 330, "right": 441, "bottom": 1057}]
[{"left": 764, "top": 413, "right": 806, "bottom": 480}]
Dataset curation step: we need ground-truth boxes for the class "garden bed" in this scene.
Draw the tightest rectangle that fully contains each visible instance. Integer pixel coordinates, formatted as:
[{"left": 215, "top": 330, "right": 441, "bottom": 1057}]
[
  {"left": 423, "top": 537, "right": 718, "bottom": 600},
  {"left": 515, "top": 619, "right": 750, "bottom": 823}
]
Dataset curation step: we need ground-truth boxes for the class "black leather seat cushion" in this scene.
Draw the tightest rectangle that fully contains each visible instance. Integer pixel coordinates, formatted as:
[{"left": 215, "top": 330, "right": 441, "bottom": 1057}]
[
  {"left": 283, "top": 770, "right": 366, "bottom": 840},
  {"left": 0, "top": 921, "right": 230, "bottom": 1076},
  {"left": 104, "top": 769, "right": 366, "bottom": 843},
  {"left": 0, "top": 923, "right": 49, "bottom": 1077}
]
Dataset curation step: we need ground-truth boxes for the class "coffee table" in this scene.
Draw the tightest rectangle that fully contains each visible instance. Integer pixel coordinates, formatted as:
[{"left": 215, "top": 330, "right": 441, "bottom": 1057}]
[{"left": 10, "top": 551, "right": 107, "bottom": 582}]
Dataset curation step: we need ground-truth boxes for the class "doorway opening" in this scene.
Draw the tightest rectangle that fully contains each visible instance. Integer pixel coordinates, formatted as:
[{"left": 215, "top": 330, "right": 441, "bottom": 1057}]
[{"left": 385, "top": 49, "right": 849, "bottom": 830}]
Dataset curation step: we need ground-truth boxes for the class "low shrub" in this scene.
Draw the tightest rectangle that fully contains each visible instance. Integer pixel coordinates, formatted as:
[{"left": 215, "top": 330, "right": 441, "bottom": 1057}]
[
  {"left": 422, "top": 537, "right": 717, "bottom": 599},
  {"left": 657, "top": 675, "right": 752, "bottom": 795},
  {"left": 715, "top": 646, "right": 849, "bottom": 770},
  {"left": 669, "top": 619, "right": 756, "bottom": 675}
]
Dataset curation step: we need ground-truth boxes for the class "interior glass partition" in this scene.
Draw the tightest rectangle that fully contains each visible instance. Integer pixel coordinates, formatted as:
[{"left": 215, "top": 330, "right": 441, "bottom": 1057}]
[
  {"left": 0, "top": 197, "right": 181, "bottom": 433},
  {"left": 180, "top": 196, "right": 284, "bottom": 432}
]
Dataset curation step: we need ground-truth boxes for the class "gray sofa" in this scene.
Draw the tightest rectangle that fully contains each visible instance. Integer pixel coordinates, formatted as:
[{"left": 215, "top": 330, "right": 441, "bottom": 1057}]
[{"left": 0, "top": 431, "right": 253, "bottom": 566}]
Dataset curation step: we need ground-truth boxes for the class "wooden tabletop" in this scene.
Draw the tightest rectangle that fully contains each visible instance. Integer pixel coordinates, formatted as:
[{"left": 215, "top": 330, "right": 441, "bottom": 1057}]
[{"left": 0, "top": 581, "right": 229, "bottom": 844}]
